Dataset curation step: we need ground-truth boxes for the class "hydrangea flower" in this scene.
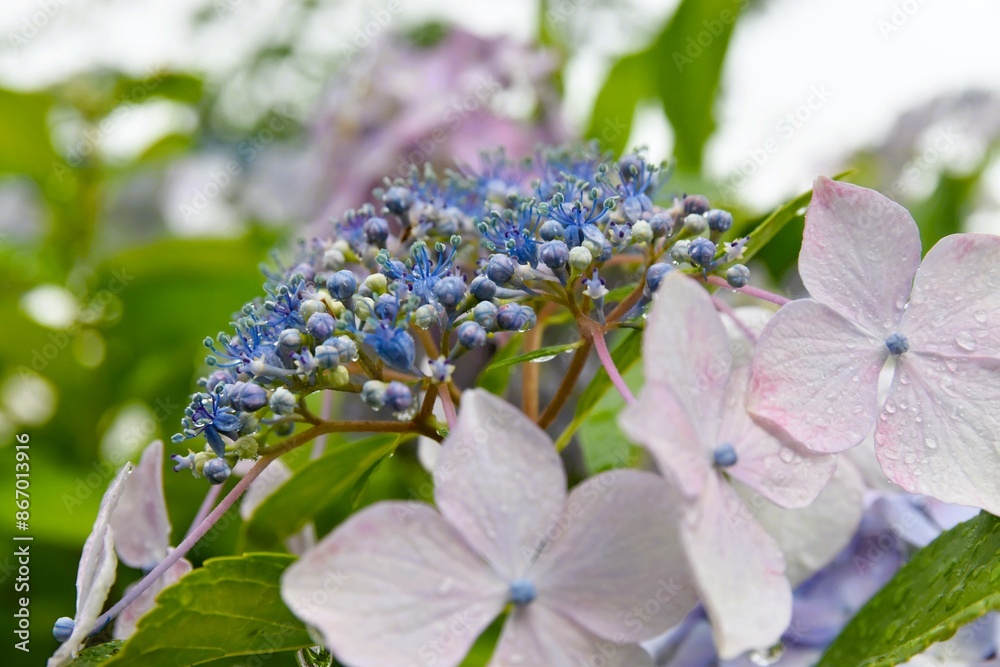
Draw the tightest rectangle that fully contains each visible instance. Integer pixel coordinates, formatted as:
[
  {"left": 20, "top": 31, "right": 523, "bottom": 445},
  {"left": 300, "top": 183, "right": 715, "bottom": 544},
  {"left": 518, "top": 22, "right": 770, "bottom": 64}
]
[
  {"left": 748, "top": 177, "right": 1000, "bottom": 514},
  {"left": 620, "top": 273, "right": 862, "bottom": 658},
  {"left": 281, "top": 389, "right": 698, "bottom": 667},
  {"left": 109, "top": 440, "right": 192, "bottom": 639},
  {"left": 49, "top": 464, "right": 132, "bottom": 667}
]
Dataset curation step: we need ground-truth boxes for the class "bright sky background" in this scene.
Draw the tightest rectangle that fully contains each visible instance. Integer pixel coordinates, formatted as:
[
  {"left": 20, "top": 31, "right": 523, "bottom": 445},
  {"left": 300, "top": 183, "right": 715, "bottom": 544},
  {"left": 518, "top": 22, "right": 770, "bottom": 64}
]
[{"left": 1, "top": 0, "right": 998, "bottom": 213}]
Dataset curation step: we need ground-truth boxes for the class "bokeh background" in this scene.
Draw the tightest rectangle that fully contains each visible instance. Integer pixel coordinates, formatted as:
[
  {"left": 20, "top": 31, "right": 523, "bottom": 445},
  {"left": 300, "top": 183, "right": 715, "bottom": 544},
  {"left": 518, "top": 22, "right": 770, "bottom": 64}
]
[{"left": 2, "top": 0, "right": 999, "bottom": 663}]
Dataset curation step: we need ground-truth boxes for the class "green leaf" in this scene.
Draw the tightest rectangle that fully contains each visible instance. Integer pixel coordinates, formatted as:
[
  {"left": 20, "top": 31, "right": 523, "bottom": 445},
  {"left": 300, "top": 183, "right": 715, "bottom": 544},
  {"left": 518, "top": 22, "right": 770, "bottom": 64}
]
[
  {"left": 649, "top": 0, "right": 746, "bottom": 171},
  {"left": 244, "top": 434, "right": 403, "bottom": 547},
  {"left": 586, "top": 53, "right": 652, "bottom": 156},
  {"left": 0, "top": 88, "right": 58, "bottom": 180},
  {"left": 106, "top": 554, "right": 310, "bottom": 666},
  {"left": 476, "top": 336, "right": 524, "bottom": 396},
  {"left": 484, "top": 341, "right": 583, "bottom": 371},
  {"left": 577, "top": 365, "right": 645, "bottom": 474},
  {"left": 556, "top": 330, "right": 642, "bottom": 450},
  {"left": 818, "top": 512, "right": 1000, "bottom": 667},
  {"left": 70, "top": 641, "right": 124, "bottom": 666}
]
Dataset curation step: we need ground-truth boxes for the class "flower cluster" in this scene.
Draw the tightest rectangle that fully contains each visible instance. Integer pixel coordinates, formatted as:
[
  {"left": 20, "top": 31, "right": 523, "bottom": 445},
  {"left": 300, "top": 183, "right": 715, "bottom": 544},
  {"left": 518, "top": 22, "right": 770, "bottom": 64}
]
[{"left": 172, "top": 144, "right": 747, "bottom": 482}]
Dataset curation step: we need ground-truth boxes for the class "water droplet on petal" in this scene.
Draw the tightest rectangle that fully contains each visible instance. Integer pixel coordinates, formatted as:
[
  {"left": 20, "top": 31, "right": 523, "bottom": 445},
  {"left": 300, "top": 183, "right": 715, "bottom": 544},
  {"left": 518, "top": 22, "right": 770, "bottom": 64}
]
[{"left": 955, "top": 331, "right": 976, "bottom": 352}]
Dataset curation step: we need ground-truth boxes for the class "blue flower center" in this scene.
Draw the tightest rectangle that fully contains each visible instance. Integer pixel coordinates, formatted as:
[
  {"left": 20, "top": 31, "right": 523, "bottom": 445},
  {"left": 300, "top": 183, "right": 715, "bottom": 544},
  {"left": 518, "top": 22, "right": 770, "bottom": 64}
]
[
  {"left": 508, "top": 579, "right": 537, "bottom": 606},
  {"left": 713, "top": 443, "right": 738, "bottom": 468},
  {"left": 885, "top": 332, "right": 910, "bottom": 356}
]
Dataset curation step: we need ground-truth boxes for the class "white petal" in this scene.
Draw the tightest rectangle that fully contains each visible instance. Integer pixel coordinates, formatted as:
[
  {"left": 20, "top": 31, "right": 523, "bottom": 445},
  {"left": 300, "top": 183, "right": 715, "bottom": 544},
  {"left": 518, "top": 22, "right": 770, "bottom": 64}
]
[
  {"left": 49, "top": 463, "right": 133, "bottom": 667},
  {"left": 489, "top": 604, "right": 654, "bottom": 667},
  {"left": 643, "top": 273, "right": 732, "bottom": 434},
  {"left": 434, "top": 389, "right": 566, "bottom": 579},
  {"left": 533, "top": 470, "right": 698, "bottom": 642},
  {"left": 112, "top": 440, "right": 170, "bottom": 570},
  {"left": 903, "top": 233, "right": 1000, "bottom": 358},
  {"left": 281, "top": 502, "right": 507, "bottom": 667},
  {"left": 721, "top": 366, "right": 837, "bottom": 509},
  {"left": 799, "top": 177, "right": 921, "bottom": 337},
  {"left": 681, "top": 474, "right": 791, "bottom": 659},
  {"left": 749, "top": 299, "right": 886, "bottom": 453},
  {"left": 749, "top": 459, "right": 865, "bottom": 586},
  {"left": 113, "top": 556, "right": 192, "bottom": 639},
  {"left": 876, "top": 354, "right": 1000, "bottom": 515}
]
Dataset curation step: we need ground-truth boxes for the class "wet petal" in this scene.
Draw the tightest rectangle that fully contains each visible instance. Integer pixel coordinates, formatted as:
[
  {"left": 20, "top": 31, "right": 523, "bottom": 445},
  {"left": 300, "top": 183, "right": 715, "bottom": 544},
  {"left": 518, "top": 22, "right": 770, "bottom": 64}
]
[
  {"left": 681, "top": 474, "right": 792, "bottom": 659},
  {"left": 620, "top": 384, "right": 712, "bottom": 498},
  {"left": 875, "top": 354, "right": 1000, "bottom": 515},
  {"left": 721, "top": 367, "right": 837, "bottom": 508},
  {"left": 903, "top": 233, "right": 1000, "bottom": 358},
  {"left": 281, "top": 502, "right": 507, "bottom": 667},
  {"left": 642, "top": 273, "right": 732, "bottom": 433},
  {"left": 533, "top": 470, "right": 698, "bottom": 642},
  {"left": 749, "top": 299, "right": 886, "bottom": 453},
  {"left": 799, "top": 177, "right": 921, "bottom": 337},
  {"left": 49, "top": 463, "right": 133, "bottom": 667},
  {"left": 434, "top": 389, "right": 566, "bottom": 579},
  {"left": 113, "top": 556, "right": 192, "bottom": 639},
  {"left": 489, "top": 604, "right": 654, "bottom": 667},
  {"left": 112, "top": 441, "right": 171, "bottom": 570},
  {"left": 748, "top": 460, "right": 865, "bottom": 586}
]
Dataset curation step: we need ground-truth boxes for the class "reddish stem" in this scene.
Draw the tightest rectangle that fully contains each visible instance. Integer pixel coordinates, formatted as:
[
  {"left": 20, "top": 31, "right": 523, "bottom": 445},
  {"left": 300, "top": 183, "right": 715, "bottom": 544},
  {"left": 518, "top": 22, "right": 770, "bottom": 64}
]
[
  {"left": 706, "top": 275, "right": 790, "bottom": 306},
  {"left": 591, "top": 329, "right": 635, "bottom": 405}
]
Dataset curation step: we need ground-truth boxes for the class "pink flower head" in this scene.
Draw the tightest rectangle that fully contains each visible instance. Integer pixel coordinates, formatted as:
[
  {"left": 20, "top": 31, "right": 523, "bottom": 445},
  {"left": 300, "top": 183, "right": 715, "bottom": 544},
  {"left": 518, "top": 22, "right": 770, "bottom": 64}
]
[
  {"left": 281, "top": 389, "right": 698, "bottom": 667},
  {"left": 748, "top": 177, "right": 1000, "bottom": 513},
  {"left": 110, "top": 440, "right": 192, "bottom": 639},
  {"left": 620, "top": 273, "right": 861, "bottom": 658}
]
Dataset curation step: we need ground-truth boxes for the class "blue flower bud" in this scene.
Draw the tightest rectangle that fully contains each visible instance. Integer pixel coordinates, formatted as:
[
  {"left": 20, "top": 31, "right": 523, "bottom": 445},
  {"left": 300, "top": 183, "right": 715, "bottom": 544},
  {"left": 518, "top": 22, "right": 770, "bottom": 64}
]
[
  {"left": 683, "top": 194, "right": 710, "bottom": 215},
  {"left": 496, "top": 303, "right": 533, "bottom": 331},
  {"left": 413, "top": 303, "right": 439, "bottom": 329},
  {"left": 204, "top": 370, "right": 231, "bottom": 392},
  {"left": 363, "top": 216, "right": 390, "bottom": 245},
  {"left": 646, "top": 263, "right": 675, "bottom": 294},
  {"left": 726, "top": 264, "right": 750, "bottom": 288},
  {"left": 277, "top": 328, "right": 303, "bottom": 350},
  {"left": 53, "top": 617, "right": 75, "bottom": 642},
  {"left": 290, "top": 262, "right": 315, "bottom": 282},
  {"left": 648, "top": 213, "right": 671, "bottom": 238},
  {"left": 433, "top": 276, "right": 467, "bottom": 308},
  {"left": 508, "top": 579, "right": 536, "bottom": 606},
  {"left": 383, "top": 186, "right": 413, "bottom": 215},
  {"left": 374, "top": 294, "right": 399, "bottom": 321},
  {"left": 885, "top": 332, "right": 910, "bottom": 356},
  {"left": 315, "top": 345, "right": 340, "bottom": 369},
  {"left": 327, "top": 270, "right": 357, "bottom": 300},
  {"left": 539, "top": 219, "right": 564, "bottom": 241},
  {"left": 713, "top": 443, "right": 738, "bottom": 468},
  {"left": 683, "top": 214, "right": 707, "bottom": 234},
  {"left": 213, "top": 412, "right": 240, "bottom": 432},
  {"left": 325, "top": 336, "right": 358, "bottom": 363},
  {"left": 485, "top": 254, "right": 517, "bottom": 285},
  {"left": 367, "top": 325, "right": 416, "bottom": 371},
  {"left": 306, "top": 312, "right": 336, "bottom": 341},
  {"left": 539, "top": 240, "right": 569, "bottom": 269},
  {"left": 469, "top": 275, "right": 497, "bottom": 301},
  {"left": 706, "top": 209, "right": 734, "bottom": 232},
  {"left": 473, "top": 301, "right": 498, "bottom": 329},
  {"left": 456, "top": 321, "right": 487, "bottom": 348},
  {"left": 687, "top": 238, "right": 717, "bottom": 268},
  {"left": 204, "top": 458, "right": 232, "bottom": 485},
  {"left": 384, "top": 381, "right": 413, "bottom": 413},
  {"left": 361, "top": 380, "right": 387, "bottom": 410},
  {"left": 230, "top": 381, "right": 268, "bottom": 412},
  {"left": 270, "top": 387, "right": 297, "bottom": 415}
]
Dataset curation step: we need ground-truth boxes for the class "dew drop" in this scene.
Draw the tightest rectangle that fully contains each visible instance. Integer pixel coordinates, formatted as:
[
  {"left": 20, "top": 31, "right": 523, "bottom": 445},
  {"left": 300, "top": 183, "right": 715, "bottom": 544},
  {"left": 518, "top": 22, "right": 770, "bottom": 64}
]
[
  {"left": 530, "top": 354, "right": 557, "bottom": 364},
  {"left": 974, "top": 310, "right": 988, "bottom": 324},
  {"left": 884, "top": 400, "right": 897, "bottom": 414},
  {"left": 955, "top": 331, "right": 977, "bottom": 352}
]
